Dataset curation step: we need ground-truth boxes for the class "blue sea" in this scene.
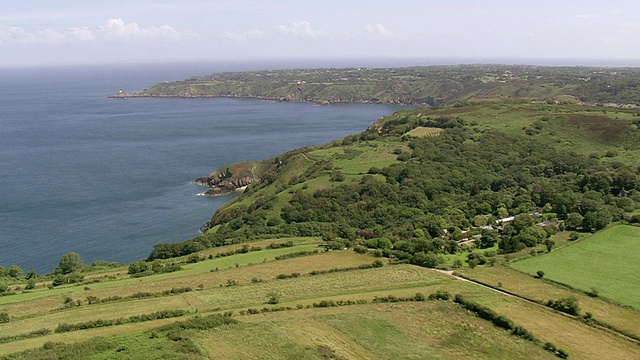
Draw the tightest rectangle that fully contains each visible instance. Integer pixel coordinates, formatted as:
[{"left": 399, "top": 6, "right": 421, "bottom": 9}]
[{"left": 0, "top": 62, "right": 400, "bottom": 273}]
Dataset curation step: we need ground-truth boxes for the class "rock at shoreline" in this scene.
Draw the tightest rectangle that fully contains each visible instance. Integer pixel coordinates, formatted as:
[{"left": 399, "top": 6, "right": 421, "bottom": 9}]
[{"left": 194, "top": 161, "right": 261, "bottom": 197}]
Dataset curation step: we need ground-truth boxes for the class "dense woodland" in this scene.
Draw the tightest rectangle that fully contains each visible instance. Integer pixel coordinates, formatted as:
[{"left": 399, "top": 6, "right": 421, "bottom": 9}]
[{"left": 146, "top": 104, "right": 640, "bottom": 269}]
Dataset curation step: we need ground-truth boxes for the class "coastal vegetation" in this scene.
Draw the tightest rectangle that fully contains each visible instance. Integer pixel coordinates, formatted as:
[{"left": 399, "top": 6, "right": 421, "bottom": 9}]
[
  {"left": 2, "top": 66, "right": 640, "bottom": 358},
  {"left": 148, "top": 102, "right": 640, "bottom": 272}
]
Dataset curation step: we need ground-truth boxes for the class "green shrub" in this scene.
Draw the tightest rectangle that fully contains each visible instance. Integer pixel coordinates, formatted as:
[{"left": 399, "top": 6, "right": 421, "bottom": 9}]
[
  {"left": 557, "top": 348, "right": 570, "bottom": 359},
  {"left": 275, "top": 273, "right": 300, "bottom": 280},
  {"left": 428, "top": 290, "right": 451, "bottom": 301},
  {"left": 371, "top": 259, "right": 384, "bottom": 267},
  {"left": 159, "top": 315, "right": 236, "bottom": 332},
  {"left": 543, "top": 342, "right": 557, "bottom": 352},
  {"left": 274, "top": 250, "right": 319, "bottom": 260},
  {"left": 354, "top": 246, "right": 368, "bottom": 254},
  {"left": 267, "top": 292, "right": 281, "bottom": 305},
  {"left": 266, "top": 241, "right": 294, "bottom": 249},
  {"left": 546, "top": 297, "right": 580, "bottom": 316},
  {"left": 24, "top": 279, "right": 36, "bottom": 290}
]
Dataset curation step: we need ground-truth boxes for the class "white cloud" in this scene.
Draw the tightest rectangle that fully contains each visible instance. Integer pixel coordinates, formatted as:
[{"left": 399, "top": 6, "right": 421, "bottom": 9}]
[
  {"left": 274, "top": 21, "right": 330, "bottom": 40},
  {"left": 221, "top": 29, "right": 266, "bottom": 42},
  {"left": 0, "top": 27, "right": 28, "bottom": 45},
  {"left": 67, "top": 27, "right": 95, "bottom": 42},
  {"left": 0, "top": 27, "right": 67, "bottom": 45},
  {"left": 0, "top": 19, "right": 196, "bottom": 47},
  {"left": 364, "top": 23, "right": 395, "bottom": 38},
  {"left": 222, "top": 21, "right": 332, "bottom": 42},
  {"left": 99, "top": 18, "right": 191, "bottom": 43}
]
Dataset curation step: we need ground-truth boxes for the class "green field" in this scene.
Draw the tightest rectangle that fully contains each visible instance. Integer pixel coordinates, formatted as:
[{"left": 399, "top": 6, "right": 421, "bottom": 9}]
[{"left": 512, "top": 225, "right": 640, "bottom": 309}]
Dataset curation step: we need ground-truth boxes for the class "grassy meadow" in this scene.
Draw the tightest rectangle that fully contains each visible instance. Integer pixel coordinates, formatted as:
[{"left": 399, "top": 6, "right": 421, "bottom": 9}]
[{"left": 511, "top": 225, "right": 640, "bottom": 309}]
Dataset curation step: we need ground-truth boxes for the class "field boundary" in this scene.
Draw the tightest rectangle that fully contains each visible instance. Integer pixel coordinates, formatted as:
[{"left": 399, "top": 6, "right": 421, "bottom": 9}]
[{"left": 447, "top": 270, "right": 640, "bottom": 345}]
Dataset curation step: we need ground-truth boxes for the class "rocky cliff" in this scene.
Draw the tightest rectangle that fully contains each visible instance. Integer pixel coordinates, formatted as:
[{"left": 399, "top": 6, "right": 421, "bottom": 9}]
[{"left": 194, "top": 161, "right": 262, "bottom": 197}]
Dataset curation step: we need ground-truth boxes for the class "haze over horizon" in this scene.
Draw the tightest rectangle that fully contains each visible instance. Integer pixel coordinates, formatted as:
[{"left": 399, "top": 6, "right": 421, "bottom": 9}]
[{"left": 1, "top": 0, "right": 640, "bottom": 68}]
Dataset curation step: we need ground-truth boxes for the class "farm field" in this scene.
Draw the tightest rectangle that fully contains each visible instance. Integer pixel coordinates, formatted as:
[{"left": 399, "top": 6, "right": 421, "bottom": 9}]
[
  {"left": 194, "top": 303, "right": 556, "bottom": 360},
  {"left": 2, "top": 238, "right": 639, "bottom": 359},
  {"left": 459, "top": 265, "right": 640, "bottom": 341},
  {"left": 511, "top": 225, "right": 640, "bottom": 309}
]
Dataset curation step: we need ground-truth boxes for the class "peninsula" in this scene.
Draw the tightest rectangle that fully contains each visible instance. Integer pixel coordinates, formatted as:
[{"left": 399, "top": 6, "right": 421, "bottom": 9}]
[{"left": 111, "top": 65, "right": 640, "bottom": 107}]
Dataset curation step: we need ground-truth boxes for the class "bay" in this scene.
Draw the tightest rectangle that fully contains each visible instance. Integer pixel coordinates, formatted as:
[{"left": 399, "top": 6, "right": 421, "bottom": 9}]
[{"left": 0, "top": 63, "right": 399, "bottom": 273}]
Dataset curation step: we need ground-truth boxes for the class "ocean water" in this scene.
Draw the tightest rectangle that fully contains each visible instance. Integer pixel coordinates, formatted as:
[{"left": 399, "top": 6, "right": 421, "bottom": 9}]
[{"left": 0, "top": 63, "right": 399, "bottom": 273}]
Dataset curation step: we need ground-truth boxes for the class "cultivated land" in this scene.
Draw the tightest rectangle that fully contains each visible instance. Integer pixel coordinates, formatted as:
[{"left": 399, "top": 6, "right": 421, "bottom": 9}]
[
  {"left": 459, "top": 264, "right": 640, "bottom": 340},
  {"left": 4, "top": 66, "right": 640, "bottom": 358},
  {"left": 511, "top": 225, "right": 640, "bottom": 309},
  {"left": 2, "top": 238, "right": 639, "bottom": 359}
]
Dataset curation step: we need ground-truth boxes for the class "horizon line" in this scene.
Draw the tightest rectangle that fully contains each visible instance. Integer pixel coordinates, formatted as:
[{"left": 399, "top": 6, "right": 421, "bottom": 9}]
[{"left": 2, "top": 57, "right": 640, "bottom": 70}]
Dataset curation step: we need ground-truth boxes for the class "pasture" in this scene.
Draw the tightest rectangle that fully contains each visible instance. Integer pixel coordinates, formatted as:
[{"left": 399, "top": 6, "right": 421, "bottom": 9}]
[
  {"left": 460, "top": 265, "right": 640, "bottom": 341},
  {"left": 511, "top": 225, "right": 640, "bottom": 309}
]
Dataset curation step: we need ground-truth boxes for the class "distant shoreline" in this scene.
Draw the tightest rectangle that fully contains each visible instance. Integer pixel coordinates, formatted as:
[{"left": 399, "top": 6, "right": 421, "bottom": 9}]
[
  {"left": 108, "top": 65, "right": 640, "bottom": 108},
  {"left": 108, "top": 93, "right": 419, "bottom": 106}
]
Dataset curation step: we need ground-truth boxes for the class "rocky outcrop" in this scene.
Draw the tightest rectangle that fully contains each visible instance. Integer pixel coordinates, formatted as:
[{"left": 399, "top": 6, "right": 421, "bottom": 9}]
[{"left": 194, "top": 161, "right": 261, "bottom": 197}]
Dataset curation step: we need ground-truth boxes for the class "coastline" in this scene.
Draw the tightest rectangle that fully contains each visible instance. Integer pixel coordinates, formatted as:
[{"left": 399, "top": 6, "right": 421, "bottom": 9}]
[
  {"left": 108, "top": 92, "right": 640, "bottom": 110},
  {"left": 193, "top": 161, "right": 262, "bottom": 198},
  {"left": 108, "top": 93, "right": 420, "bottom": 106}
]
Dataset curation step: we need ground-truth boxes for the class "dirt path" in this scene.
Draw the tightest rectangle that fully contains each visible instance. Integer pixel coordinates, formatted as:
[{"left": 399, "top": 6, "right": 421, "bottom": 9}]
[{"left": 434, "top": 269, "right": 640, "bottom": 345}]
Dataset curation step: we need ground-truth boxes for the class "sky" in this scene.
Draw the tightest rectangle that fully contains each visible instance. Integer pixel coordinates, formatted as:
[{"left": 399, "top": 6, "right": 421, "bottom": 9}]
[{"left": 1, "top": 0, "right": 639, "bottom": 67}]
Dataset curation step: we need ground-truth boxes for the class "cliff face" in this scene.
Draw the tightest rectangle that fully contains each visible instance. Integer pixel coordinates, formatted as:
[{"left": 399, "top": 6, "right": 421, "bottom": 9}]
[{"left": 194, "top": 161, "right": 261, "bottom": 197}]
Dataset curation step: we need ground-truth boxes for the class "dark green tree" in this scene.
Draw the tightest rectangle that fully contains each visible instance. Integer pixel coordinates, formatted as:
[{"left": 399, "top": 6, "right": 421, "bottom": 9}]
[
  {"left": 544, "top": 239, "right": 555, "bottom": 253},
  {"left": 55, "top": 252, "right": 85, "bottom": 275},
  {"left": 7, "top": 265, "right": 23, "bottom": 279},
  {"left": 25, "top": 278, "right": 36, "bottom": 290},
  {"left": 478, "top": 230, "right": 499, "bottom": 249},
  {"left": 564, "top": 212, "right": 583, "bottom": 230},
  {"left": 582, "top": 210, "right": 611, "bottom": 232},
  {"left": 25, "top": 269, "right": 37, "bottom": 280}
]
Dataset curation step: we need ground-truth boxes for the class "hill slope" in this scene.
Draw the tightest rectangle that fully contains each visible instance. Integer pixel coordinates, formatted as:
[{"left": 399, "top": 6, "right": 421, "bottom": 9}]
[{"left": 157, "top": 102, "right": 640, "bottom": 266}]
